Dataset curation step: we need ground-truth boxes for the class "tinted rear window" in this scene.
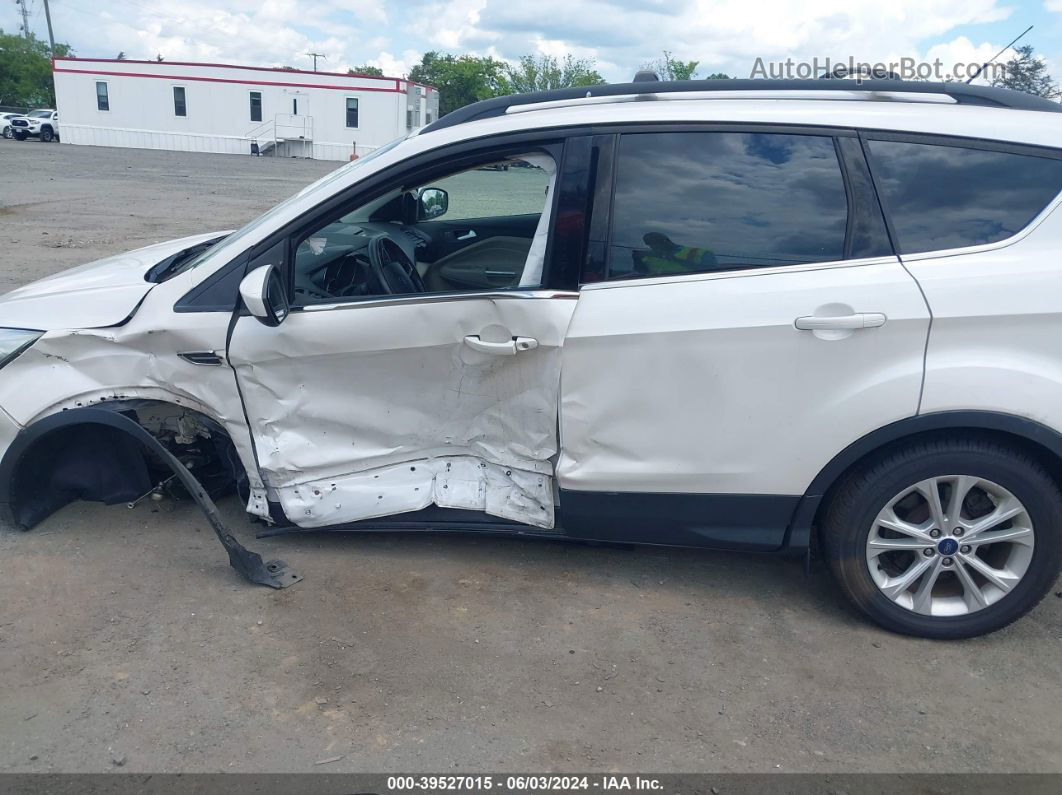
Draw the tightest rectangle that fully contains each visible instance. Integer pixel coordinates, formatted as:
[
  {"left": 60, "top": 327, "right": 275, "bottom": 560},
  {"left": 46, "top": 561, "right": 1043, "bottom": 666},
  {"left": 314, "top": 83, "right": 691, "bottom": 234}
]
[
  {"left": 607, "top": 132, "right": 849, "bottom": 279},
  {"left": 867, "top": 139, "right": 1062, "bottom": 254}
]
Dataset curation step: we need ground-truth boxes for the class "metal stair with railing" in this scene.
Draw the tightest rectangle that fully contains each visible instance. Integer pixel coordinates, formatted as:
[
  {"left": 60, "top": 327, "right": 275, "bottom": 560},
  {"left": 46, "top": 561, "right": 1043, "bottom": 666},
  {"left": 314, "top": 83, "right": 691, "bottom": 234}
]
[{"left": 245, "top": 113, "right": 315, "bottom": 158}]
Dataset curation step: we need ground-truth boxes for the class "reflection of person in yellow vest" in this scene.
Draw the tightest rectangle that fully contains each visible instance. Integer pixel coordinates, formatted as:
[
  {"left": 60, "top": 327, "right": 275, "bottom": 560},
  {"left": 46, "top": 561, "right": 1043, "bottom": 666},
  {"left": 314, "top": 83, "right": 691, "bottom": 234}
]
[{"left": 635, "top": 231, "right": 718, "bottom": 275}]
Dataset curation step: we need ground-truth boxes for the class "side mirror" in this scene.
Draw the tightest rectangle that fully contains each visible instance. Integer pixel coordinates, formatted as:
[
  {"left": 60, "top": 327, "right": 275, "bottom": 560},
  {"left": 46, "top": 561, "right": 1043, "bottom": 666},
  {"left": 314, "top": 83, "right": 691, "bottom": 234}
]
[
  {"left": 418, "top": 187, "right": 448, "bottom": 220},
  {"left": 239, "top": 264, "right": 289, "bottom": 327}
]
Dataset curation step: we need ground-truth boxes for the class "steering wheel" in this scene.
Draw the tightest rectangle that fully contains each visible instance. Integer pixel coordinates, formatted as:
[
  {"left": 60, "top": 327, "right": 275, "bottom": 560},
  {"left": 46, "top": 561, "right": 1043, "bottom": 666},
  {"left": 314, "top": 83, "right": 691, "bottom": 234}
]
[{"left": 366, "top": 234, "right": 426, "bottom": 295}]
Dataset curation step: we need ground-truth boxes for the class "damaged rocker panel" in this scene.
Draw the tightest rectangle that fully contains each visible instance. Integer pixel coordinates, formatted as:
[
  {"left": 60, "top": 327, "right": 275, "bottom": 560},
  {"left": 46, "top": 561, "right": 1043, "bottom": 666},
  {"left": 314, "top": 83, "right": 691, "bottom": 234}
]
[{"left": 280, "top": 455, "right": 555, "bottom": 529}]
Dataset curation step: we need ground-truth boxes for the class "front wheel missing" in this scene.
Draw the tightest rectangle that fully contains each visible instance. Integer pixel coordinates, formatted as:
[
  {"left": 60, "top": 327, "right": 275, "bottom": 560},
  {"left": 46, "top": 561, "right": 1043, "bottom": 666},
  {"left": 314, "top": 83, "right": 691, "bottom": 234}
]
[{"left": 2, "top": 408, "right": 303, "bottom": 590}]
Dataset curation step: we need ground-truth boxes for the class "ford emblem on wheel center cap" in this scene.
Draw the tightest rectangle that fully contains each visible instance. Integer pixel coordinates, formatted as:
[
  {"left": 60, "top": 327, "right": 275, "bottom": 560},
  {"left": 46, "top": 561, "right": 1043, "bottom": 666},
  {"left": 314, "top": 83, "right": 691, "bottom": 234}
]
[{"left": 938, "top": 538, "right": 960, "bottom": 556}]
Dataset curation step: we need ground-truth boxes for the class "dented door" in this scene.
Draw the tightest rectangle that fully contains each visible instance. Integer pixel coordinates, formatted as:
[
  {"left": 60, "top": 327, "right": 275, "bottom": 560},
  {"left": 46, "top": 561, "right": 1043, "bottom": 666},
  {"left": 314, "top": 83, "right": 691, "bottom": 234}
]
[{"left": 227, "top": 291, "right": 577, "bottom": 529}]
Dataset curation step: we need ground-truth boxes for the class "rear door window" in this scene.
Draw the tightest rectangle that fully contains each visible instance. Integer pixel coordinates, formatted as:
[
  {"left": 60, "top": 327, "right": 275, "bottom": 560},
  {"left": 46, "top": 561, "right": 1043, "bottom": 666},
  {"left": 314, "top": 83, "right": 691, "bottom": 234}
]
[
  {"left": 866, "top": 139, "right": 1062, "bottom": 254},
  {"left": 607, "top": 131, "right": 851, "bottom": 279}
]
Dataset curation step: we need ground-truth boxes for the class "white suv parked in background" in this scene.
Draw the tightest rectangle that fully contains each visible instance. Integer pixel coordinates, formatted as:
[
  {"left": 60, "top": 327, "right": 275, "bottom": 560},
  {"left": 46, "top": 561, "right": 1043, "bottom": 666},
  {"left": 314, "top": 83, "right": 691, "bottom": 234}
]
[
  {"left": 9, "top": 109, "right": 59, "bottom": 142},
  {"left": 0, "top": 78, "right": 1059, "bottom": 638},
  {"left": 1, "top": 113, "right": 23, "bottom": 139}
]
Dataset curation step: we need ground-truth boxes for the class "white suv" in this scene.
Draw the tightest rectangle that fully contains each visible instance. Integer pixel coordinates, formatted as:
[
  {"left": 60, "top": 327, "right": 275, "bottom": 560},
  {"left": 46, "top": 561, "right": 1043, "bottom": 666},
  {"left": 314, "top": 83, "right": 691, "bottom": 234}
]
[
  {"left": 1, "top": 78, "right": 1060, "bottom": 638},
  {"left": 1, "top": 113, "right": 23, "bottom": 139},
  {"left": 9, "top": 109, "right": 59, "bottom": 142}
]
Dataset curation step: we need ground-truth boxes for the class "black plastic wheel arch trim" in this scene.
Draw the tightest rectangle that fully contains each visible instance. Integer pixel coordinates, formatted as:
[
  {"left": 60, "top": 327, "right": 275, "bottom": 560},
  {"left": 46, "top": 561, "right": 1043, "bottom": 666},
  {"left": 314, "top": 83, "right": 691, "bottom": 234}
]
[
  {"left": 783, "top": 410, "right": 1062, "bottom": 552},
  {"left": 0, "top": 407, "right": 301, "bottom": 589}
]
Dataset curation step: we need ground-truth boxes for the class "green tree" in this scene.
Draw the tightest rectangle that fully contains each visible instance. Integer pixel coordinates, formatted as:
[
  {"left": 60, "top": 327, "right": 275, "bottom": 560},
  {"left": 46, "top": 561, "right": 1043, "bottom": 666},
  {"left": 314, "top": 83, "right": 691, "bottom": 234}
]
[
  {"left": 989, "top": 45, "right": 1060, "bottom": 99},
  {"left": 640, "top": 51, "right": 732, "bottom": 81},
  {"left": 642, "top": 50, "right": 699, "bottom": 81},
  {"left": 502, "top": 54, "right": 605, "bottom": 93},
  {"left": 0, "top": 31, "right": 73, "bottom": 107},
  {"left": 408, "top": 51, "right": 509, "bottom": 116},
  {"left": 348, "top": 65, "right": 384, "bottom": 76}
]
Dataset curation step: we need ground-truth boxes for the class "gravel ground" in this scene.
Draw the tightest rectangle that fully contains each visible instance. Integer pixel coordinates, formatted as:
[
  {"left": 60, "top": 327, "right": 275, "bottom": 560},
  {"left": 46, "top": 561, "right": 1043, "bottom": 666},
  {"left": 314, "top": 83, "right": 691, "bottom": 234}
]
[{"left": 0, "top": 138, "right": 1060, "bottom": 774}]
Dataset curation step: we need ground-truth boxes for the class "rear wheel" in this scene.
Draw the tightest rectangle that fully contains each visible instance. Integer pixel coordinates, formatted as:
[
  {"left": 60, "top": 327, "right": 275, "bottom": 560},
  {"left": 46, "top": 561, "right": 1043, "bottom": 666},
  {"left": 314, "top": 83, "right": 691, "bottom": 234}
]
[{"left": 821, "top": 437, "right": 1062, "bottom": 638}]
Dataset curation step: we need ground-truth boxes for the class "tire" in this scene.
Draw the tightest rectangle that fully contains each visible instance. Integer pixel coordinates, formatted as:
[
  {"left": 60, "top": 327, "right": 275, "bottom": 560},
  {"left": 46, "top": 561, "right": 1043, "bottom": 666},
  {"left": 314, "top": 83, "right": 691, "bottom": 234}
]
[
  {"left": 2, "top": 127, "right": 12, "bottom": 139},
  {"left": 39, "top": 128, "right": 54, "bottom": 143},
  {"left": 821, "top": 436, "right": 1062, "bottom": 639},
  {"left": 13, "top": 131, "right": 26, "bottom": 141}
]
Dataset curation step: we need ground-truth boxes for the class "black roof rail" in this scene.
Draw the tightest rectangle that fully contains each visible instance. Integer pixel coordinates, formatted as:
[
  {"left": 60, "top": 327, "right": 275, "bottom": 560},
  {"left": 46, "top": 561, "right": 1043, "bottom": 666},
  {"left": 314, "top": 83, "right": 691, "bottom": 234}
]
[{"left": 420, "top": 78, "right": 1062, "bottom": 134}]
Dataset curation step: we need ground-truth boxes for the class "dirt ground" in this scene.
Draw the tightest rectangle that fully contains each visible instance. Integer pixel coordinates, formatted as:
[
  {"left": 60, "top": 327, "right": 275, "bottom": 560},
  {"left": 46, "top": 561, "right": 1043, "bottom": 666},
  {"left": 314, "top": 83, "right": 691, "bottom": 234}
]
[{"left": 0, "top": 138, "right": 1060, "bottom": 774}]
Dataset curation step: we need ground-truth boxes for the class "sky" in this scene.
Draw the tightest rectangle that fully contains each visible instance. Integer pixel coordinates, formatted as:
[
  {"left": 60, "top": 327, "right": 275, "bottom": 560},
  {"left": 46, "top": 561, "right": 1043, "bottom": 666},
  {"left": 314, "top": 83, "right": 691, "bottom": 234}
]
[{"left": 3, "top": 0, "right": 1061, "bottom": 85}]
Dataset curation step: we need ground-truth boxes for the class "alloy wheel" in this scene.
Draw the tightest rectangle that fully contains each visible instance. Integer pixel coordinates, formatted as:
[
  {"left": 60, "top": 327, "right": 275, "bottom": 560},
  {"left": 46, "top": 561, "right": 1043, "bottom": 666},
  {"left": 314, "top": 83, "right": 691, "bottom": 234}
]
[{"left": 866, "top": 475, "right": 1035, "bottom": 616}]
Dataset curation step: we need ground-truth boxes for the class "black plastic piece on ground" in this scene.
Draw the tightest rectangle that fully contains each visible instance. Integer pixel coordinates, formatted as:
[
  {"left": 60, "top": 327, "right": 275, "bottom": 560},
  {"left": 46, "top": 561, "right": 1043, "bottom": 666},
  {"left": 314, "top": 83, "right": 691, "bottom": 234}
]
[{"left": 149, "top": 439, "right": 303, "bottom": 589}]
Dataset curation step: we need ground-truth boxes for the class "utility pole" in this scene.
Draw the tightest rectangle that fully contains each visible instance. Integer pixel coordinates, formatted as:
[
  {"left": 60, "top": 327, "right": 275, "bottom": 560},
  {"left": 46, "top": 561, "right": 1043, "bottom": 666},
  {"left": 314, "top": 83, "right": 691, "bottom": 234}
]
[
  {"left": 307, "top": 52, "right": 326, "bottom": 72},
  {"left": 15, "top": 0, "right": 30, "bottom": 39},
  {"left": 42, "top": 0, "right": 56, "bottom": 53}
]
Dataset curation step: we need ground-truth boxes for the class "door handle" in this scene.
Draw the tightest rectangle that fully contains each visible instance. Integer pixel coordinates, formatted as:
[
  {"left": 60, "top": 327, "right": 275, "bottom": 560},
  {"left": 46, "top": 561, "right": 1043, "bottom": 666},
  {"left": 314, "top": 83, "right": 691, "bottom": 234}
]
[
  {"left": 794, "top": 312, "right": 886, "bottom": 331},
  {"left": 463, "top": 335, "right": 539, "bottom": 355},
  {"left": 455, "top": 230, "right": 477, "bottom": 241}
]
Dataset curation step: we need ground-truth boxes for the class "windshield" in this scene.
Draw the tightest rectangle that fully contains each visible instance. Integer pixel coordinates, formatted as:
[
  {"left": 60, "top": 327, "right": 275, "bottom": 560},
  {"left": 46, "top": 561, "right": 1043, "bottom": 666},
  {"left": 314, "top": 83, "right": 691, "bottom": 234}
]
[
  {"left": 29, "top": 110, "right": 51, "bottom": 118},
  {"left": 181, "top": 135, "right": 409, "bottom": 272}
]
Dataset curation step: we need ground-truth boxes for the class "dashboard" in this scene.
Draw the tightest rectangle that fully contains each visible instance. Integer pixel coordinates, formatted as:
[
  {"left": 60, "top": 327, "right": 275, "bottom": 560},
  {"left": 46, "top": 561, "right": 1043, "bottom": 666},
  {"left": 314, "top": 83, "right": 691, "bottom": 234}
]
[{"left": 292, "top": 221, "right": 426, "bottom": 303}]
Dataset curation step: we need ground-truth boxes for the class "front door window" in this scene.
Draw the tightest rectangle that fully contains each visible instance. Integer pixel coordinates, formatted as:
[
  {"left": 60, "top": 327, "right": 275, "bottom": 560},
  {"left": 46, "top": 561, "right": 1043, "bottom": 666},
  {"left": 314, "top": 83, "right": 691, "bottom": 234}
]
[{"left": 290, "top": 153, "right": 557, "bottom": 305}]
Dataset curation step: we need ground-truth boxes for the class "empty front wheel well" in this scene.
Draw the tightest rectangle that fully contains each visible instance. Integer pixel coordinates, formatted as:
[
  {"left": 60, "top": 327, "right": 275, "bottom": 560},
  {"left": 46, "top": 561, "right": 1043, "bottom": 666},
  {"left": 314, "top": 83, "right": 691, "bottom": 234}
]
[{"left": 0, "top": 403, "right": 243, "bottom": 530}]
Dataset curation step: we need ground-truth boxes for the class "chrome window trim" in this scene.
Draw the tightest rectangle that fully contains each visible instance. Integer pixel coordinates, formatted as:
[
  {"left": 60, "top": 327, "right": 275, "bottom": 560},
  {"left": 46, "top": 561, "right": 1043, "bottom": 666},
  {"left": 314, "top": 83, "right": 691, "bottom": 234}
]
[
  {"left": 580, "top": 254, "right": 900, "bottom": 291},
  {"left": 297, "top": 289, "right": 580, "bottom": 313}
]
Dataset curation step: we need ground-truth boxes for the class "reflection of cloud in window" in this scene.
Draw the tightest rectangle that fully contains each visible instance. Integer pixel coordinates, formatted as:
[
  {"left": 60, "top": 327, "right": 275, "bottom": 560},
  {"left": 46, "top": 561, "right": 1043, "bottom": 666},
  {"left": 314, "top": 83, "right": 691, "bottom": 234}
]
[
  {"left": 744, "top": 133, "right": 795, "bottom": 165},
  {"left": 610, "top": 132, "right": 847, "bottom": 274},
  {"left": 868, "top": 141, "right": 1062, "bottom": 253}
]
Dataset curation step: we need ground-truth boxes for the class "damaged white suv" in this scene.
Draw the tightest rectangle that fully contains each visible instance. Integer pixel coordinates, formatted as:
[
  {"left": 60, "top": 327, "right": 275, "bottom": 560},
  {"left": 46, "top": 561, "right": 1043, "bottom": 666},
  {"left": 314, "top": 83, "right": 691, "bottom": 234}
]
[{"left": 2, "top": 77, "right": 1062, "bottom": 638}]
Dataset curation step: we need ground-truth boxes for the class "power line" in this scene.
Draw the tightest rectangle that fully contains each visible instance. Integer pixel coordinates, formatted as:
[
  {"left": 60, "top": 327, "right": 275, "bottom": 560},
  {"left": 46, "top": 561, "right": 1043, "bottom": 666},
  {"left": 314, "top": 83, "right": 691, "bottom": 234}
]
[{"left": 59, "top": 0, "right": 195, "bottom": 31}]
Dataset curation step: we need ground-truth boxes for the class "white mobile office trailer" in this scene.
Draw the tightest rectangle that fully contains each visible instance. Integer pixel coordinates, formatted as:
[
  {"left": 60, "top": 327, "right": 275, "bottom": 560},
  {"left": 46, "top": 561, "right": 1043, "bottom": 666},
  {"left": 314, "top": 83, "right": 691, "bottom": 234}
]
[{"left": 52, "top": 58, "right": 439, "bottom": 161}]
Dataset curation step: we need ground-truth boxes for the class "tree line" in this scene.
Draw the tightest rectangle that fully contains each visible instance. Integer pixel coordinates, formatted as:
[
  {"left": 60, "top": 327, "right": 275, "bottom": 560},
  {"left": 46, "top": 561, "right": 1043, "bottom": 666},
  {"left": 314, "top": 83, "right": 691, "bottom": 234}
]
[
  {"left": 2, "top": 30, "right": 1058, "bottom": 116},
  {"left": 399, "top": 51, "right": 734, "bottom": 116},
  {"left": 0, "top": 32, "right": 72, "bottom": 107}
]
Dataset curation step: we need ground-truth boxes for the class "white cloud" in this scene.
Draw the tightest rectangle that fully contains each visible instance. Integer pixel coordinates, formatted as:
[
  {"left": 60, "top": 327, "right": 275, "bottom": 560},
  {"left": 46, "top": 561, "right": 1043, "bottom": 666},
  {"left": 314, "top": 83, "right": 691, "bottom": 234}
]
[
  {"left": 474, "top": 0, "right": 1014, "bottom": 79},
  {"left": 369, "top": 49, "right": 425, "bottom": 77},
  {"left": 921, "top": 36, "right": 1013, "bottom": 82},
  {"left": 2, "top": 0, "right": 1028, "bottom": 83},
  {"left": 1047, "top": 0, "right": 1062, "bottom": 11}
]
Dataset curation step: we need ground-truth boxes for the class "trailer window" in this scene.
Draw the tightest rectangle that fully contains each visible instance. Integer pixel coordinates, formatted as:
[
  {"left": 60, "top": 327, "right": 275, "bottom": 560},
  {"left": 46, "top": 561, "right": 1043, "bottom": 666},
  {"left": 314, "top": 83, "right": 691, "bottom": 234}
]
[
  {"left": 96, "top": 81, "right": 109, "bottom": 111},
  {"left": 346, "top": 98, "right": 359, "bottom": 128},
  {"left": 173, "top": 86, "right": 187, "bottom": 117},
  {"left": 249, "top": 92, "right": 262, "bottom": 122}
]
